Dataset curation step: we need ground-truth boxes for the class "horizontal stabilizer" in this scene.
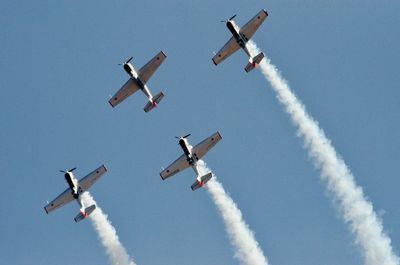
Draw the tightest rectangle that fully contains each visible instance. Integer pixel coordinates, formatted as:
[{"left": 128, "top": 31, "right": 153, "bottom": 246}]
[
  {"left": 74, "top": 204, "right": 96, "bottom": 223},
  {"left": 191, "top": 172, "right": 213, "bottom": 191},
  {"left": 144, "top": 92, "right": 164, "bottom": 112},
  {"left": 244, "top": 52, "right": 264, "bottom": 73}
]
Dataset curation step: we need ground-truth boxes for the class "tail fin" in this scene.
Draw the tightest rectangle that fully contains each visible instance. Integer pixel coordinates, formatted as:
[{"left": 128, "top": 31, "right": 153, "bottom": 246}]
[
  {"left": 244, "top": 52, "right": 264, "bottom": 73},
  {"left": 144, "top": 92, "right": 164, "bottom": 112},
  {"left": 191, "top": 172, "right": 213, "bottom": 191},
  {"left": 74, "top": 204, "right": 96, "bottom": 223}
]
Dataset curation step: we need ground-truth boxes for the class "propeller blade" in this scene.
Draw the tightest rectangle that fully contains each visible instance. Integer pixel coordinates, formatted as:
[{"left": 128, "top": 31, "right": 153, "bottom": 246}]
[
  {"left": 229, "top": 14, "right": 237, "bottom": 20},
  {"left": 59, "top": 170, "right": 66, "bottom": 173},
  {"left": 175, "top": 134, "right": 190, "bottom": 140},
  {"left": 126, "top": 57, "right": 133, "bottom": 63},
  {"left": 69, "top": 167, "right": 77, "bottom": 172}
]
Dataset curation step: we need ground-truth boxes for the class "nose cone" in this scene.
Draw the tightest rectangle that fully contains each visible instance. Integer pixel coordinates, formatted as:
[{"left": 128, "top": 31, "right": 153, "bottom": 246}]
[{"left": 123, "top": 64, "right": 132, "bottom": 74}]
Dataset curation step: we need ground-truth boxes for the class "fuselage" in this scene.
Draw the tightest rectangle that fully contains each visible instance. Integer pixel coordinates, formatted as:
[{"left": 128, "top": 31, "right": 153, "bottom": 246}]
[
  {"left": 226, "top": 20, "right": 251, "bottom": 58},
  {"left": 123, "top": 63, "right": 153, "bottom": 100},
  {"left": 64, "top": 172, "right": 84, "bottom": 209},
  {"left": 178, "top": 138, "right": 200, "bottom": 177}
]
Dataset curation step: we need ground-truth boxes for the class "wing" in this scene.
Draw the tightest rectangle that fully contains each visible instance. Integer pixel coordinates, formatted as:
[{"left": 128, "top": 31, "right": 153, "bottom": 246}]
[
  {"left": 109, "top": 78, "right": 140, "bottom": 107},
  {"left": 78, "top": 165, "right": 107, "bottom": 192},
  {"left": 239, "top": 9, "right": 268, "bottom": 41},
  {"left": 160, "top": 154, "right": 190, "bottom": 180},
  {"left": 138, "top": 51, "right": 167, "bottom": 84},
  {"left": 212, "top": 37, "right": 240, "bottom": 65},
  {"left": 44, "top": 188, "right": 74, "bottom": 214},
  {"left": 192, "top": 132, "right": 222, "bottom": 160}
]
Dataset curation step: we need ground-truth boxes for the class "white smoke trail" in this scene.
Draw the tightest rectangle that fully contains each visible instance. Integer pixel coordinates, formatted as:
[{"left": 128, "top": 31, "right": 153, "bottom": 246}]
[
  {"left": 246, "top": 40, "right": 399, "bottom": 265},
  {"left": 196, "top": 160, "right": 269, "bottom": 265},
  {"left": 81, "top": 192, "right": 136, "bottom": 265}
]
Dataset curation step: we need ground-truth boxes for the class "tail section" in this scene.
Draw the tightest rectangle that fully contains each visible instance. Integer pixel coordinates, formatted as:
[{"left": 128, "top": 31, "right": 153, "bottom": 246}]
[
  {"left": 191, "top": 172, "right": 213, "bottom": 191},
  {"left": 244, "top": 52, "right": 264, "bottom": 73},
  {"left": 144, "top": 92, "right": 164, "bottom": 112},
  {"left": 74, "top": 204, "right": 96, "bottom": 223}
]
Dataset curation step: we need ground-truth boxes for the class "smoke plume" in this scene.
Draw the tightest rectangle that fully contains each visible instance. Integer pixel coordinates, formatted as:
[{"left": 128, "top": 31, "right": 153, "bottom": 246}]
[
  {"left": 246, "top": 40, "right": 399, "bottom": 265},
  {"left": 81, "top": 192, "right": 136, "bottom": 265},
  {"left": 197, "top": 160, "right": 269, "bottom": 265}
]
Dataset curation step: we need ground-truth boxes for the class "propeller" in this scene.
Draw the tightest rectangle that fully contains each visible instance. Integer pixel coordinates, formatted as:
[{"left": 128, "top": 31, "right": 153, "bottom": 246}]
[
  {"left": 118, "top": 57, "right": 133, "bottom": 66},
  {"left": 59, "top": 167, "right": 77, "bottom": 173},
  {"left": 175, "top": 134, "right": 191, "bottom": 139},
  {"left": 221, "top": 14, "right": 237, "bottom": 22}
]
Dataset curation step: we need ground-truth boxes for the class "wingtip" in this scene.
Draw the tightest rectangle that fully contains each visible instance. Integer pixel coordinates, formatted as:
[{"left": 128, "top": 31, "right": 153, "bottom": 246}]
[
  {"left": 160, "top": 173, "right": 165, "bottom": 181},
  {"left": 263, "top": 9, "right": 268, "bottom": 16},
  {"left": 44, "top": 207, "right": 49, "bottom": 214},
  {"left": 212, "top": 58, "right": 217, "bottom": 66},
  {"left": 217, "top": 131, "right": 222, "bottom": 139},
  {"left": 108, "top": 100, "right": 115, "bottom": 108},
  {"left": 160, "top": 50, "right": 167, "bottom": 58}
]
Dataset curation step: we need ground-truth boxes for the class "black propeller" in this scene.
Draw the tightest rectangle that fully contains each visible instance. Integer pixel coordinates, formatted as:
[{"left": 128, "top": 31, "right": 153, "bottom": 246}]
[
  {"left": 59, "top": 167, "right": 77, "bottom": 173},
  {"left": 118, "top": 57, "right": 133, "bottom": 66},
  {"left": 175, "top": 134, "right": 191, "bottom": 139},
  {"left": 220, "top": 14, "right": 236, "bottom": 23}
]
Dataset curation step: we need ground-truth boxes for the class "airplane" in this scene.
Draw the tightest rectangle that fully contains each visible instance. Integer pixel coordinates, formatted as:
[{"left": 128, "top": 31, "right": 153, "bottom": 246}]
[
  {"left": 160, "top": 132, "right": 222, "bottom": 191},
  {"left": 212, "top": 9, "right": 268, "bottom": 72},
  {"left": 44, "top": 165, "right": 107, "bottom": 223},
  {"left": 109, "top": 51, "right": 167, "bottom": 112}
]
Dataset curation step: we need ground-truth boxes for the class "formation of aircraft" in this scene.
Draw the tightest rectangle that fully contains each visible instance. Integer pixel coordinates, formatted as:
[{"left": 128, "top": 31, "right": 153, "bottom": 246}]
[
  {"left": 109, "top": 51, "right": 167, "bottom": 112},
  {"left": 160, "top": 132, "right": 222, "bottom": 191},
  {"left": 212, "top": 9, "right": 268, "bottom": 72},
  {"left": 44, "top": 165, "right": 107, "bottom": 222},
  {"left": 46, "top": 9, "right": 268, "bottom": 222}
]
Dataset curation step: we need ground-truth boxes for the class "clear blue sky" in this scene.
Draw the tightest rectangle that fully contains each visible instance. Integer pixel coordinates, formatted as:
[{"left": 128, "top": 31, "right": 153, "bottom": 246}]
[{"left": 1, "top": 1, "right": 399, "bottom": 264}]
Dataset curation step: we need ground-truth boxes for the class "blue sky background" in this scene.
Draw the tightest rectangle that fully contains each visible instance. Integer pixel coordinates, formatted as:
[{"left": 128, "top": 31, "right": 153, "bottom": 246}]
[{"left": 1, "top": 1, "right": 399, "bottom": 264}]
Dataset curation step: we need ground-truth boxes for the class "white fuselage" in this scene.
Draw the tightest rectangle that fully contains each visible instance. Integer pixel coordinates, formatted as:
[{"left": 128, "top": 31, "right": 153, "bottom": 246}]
[
  {"left": 178, "top": 138, "right": 201, "bottom": 178},
  {"left": 123, "top": 63, "right": 153, "bottom": 101},
  {"left": 64, "top": 172, "right": 85, "bottom": 210},
  {"left": 226, "top": 20, "right": 252, "bottom": 58}
]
